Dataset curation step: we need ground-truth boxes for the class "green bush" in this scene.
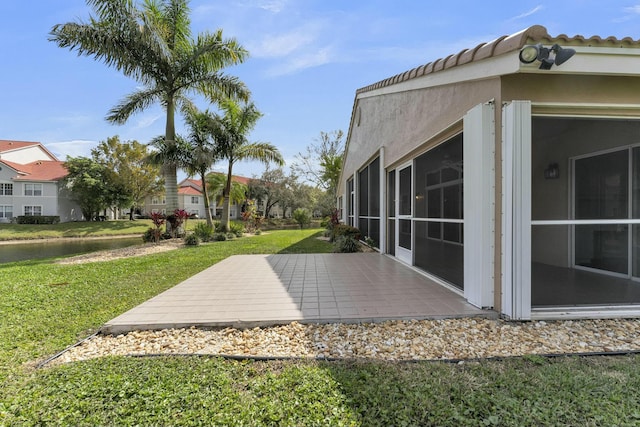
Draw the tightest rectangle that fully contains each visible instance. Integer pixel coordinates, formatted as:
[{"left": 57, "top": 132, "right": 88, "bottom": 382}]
[
  {"left": 331, "top": 224, "right": 361, "bottom": 242},
  {"left": 16, "top": 215, "right": 60, "bottom": 224},
  {"left": 213, "top": 232, "right": 227, "bottom": 241},
  {"left": 193, "top": 222, "right": 215, "bottom": 242},
  {"left": 142, "top": 227, "right": 157, "bottom": 243},
  {"left": 333, "top": 235, "right": 361, "bottom": 253},
  {"left": 229, "top": 222, "right": 245, "bottom": 237},
  {"left": 183, "top": 233, "right": 199, "bottom": 246}
]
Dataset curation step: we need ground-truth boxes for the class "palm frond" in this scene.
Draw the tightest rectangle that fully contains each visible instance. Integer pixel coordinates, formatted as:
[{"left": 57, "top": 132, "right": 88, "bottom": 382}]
[
  {"left": 236, "top": 142, "right": 285, "bottom": 166},
  {"left": 106, "top": 87, "right": 162, "bottom": 124}
]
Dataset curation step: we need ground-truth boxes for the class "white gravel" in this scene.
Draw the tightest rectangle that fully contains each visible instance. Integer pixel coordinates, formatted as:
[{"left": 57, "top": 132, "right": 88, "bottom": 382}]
[{"left": 48, "top": 318, "right": 640, "bottom": 366}]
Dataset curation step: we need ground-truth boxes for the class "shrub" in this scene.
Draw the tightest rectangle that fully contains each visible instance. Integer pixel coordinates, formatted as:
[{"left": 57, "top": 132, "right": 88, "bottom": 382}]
[
  {"left": 142, "top": 227, "right": 156, "bottom": 243},
  {"left": 293, "top": 208, "right": 311, "bottom": 229},
  {"left": 254, "top": 229, "right": 262, "bottom": 235},
  {"left": 229, "top": 222, "right": 245, "bottom": 237},
  {"left": 16, "top": 215, "right": 60, "bottom": 224},
  {"left": 331, "top": 224, "right": 361, "bottom": 242},
  {"left": 226, "top": 232, "right": 236, "bottom": 240},
  {"left": 333, "top": 235, "right": 361, "bottom": 253},
  {"left": 213, "top": 232, "right": 227, "bottom": 241},
  {"left": 184, "top": 233, "right": 199, "bottom": 246},
  {"left": 193, "top": 222, "right": 215, "bottom": 242}
]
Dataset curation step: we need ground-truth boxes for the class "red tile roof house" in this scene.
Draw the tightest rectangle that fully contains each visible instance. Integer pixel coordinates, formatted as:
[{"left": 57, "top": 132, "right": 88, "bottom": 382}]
[
  {"left": 339, "top": 25, "right": 640, "bottom": 321},
  {"left": 0, "top": 140, "right": 83, "bottom": 222},
  {"left": 143, "top": 174, "right": 253, "bottom": 220}
]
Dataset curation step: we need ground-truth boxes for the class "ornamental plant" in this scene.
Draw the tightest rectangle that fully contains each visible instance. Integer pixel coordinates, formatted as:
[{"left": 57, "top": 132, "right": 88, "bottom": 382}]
[{"left": 149, "top": 212, "right": 166, "bottom": 243}]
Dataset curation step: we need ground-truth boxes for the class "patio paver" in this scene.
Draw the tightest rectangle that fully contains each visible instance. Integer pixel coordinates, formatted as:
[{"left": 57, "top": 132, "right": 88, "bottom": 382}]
[{"left": 102, "top": 254, "right": 495, "bottom": 334}]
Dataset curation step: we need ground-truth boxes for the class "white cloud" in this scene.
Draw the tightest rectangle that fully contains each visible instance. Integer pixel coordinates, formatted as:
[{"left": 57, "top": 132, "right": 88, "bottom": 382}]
[
  {"left": 509, "top": 5, "right": 544, "bottom": 21},
  {"left": 625, "top": 5, "right": 640, "bottom": 14},
  {"left": 134, "top": 113, "right": 163, "bottom": 129},
  {"left": 45, "top": 140, "right": 97, "bottom": 161},
  {"left": 266, "top": 46, "right": 334, "bottom": 76},
  {"left": 257, "top": 0, "right": 289, "bottom": 13},
  {"left": 250, "top": 30, "right": 316, "bottom": 58}
]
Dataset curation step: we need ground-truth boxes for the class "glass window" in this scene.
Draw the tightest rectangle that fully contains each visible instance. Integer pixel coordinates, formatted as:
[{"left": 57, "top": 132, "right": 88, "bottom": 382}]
[
  {"left": 191, "top": 196, "right": 199, "bottom": 204},
  {"left": 0, "top": 206, "right": 13, "bottom": 219},
  {"left": 0, "top": 183, "right": 13, "bottom": 195},
  {"left": 357, "top": 157, "right": 381, "bottom": 248},
  {"left": 24, "top": 183, "right": 42, "bottom": 196},
  {"left": 24, "top": 206, "right": 42, "bottom": 216},
  {"left": 387, "top": 170, "right": 396, "bottom": 218},
  {"left": 399, "top": 166, "right": 412, "bottom": 216},
  {"left": 575, "top": 149, "right": 628, "bottom": 219}
]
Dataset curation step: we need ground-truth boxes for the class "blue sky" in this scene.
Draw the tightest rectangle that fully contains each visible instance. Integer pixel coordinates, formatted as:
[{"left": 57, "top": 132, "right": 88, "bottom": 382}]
[{"left": 1, "top": 1, "right": 640, "bottom": 179}]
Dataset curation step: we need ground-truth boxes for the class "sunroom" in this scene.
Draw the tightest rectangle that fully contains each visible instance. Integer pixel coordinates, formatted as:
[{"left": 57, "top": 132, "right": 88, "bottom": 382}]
[{"left": 339, "top": 25, "right": 640, "bottom": 320}]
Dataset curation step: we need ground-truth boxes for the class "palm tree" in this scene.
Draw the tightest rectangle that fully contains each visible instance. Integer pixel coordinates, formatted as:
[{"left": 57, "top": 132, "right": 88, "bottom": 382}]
[
  {"left": 182, "top": 110, "right": 218, "bottom": 227},
  {"left": 50, "top": 0, "right": 249, "bottom": 212},
  {"left": 210, "top": 99, "right": 284, "bottom": 231},
  {"left": 206, "top": 172, "right": 248, "bottom": 211}
]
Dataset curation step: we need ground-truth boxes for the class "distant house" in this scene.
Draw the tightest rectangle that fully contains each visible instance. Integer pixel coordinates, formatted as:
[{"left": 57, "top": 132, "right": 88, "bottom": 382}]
[
  {"left": 143, "top": 174, "right": 252, "bottom": 220},
  {"left": 339, "top": 25, "right": 640, "bottom": 320},
  {"left": 0, "top": 140, "right": 82, "bottom": 222}
]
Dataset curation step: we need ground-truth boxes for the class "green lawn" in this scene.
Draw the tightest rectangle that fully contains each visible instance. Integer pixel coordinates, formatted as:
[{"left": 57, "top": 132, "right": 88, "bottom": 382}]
[
  {"left": 0, "top": 219, "right": 155, "bottom": 240},
  {"left": 2, "top": 228, "right": 640, "bottom": 426}
]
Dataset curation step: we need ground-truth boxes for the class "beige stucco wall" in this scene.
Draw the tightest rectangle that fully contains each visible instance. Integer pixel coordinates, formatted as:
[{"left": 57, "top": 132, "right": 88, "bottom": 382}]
[{"left": 343, "top": 78, "right": 501, "bottom": 179}]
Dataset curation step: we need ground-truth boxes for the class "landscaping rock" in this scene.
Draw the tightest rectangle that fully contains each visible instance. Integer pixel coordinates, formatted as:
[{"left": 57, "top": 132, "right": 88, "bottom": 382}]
[{"left": 49, "top": 318, "right": 640, "bottom": 365}]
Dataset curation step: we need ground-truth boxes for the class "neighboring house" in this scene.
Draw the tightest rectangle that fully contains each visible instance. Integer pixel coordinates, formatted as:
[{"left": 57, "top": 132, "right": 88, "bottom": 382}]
[
  {"left": 339, "top": 25, "right": 640, "bottom": 321},
  {"left": 143, "top": 174, "right": 251, "bottom": 220},
  {"left": 0, "top": 140, "right": 82, "bottom": 222}
]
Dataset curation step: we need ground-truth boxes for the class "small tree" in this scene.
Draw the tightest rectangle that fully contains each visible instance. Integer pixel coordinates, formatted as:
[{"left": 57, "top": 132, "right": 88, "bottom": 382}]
[
  {"left": 292, "top": 208, "right": 311, "bottom": 230},
  {"left": 63, "top": 157, "right": 112, "bottom": 220}
]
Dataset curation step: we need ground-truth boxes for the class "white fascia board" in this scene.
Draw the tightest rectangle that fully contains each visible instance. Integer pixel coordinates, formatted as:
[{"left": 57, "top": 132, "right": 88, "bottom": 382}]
[
  {"left": 358, "top": 46, "right": 640, "bottom": 100},
  {"left": 358, "top": 54, "right": 519, "bottom": 99}
]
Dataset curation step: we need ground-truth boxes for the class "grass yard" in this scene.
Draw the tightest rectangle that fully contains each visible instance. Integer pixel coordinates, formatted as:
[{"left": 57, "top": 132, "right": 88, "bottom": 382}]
[
  {"left": 0, "top": 219, "right": 156, "bottom": 240},
  {"left": 2, "top": 227, "right": 640, "bottom": 426}
]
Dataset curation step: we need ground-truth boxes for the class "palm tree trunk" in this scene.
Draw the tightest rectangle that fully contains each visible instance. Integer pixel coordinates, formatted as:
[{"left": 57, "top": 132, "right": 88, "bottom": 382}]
[
  {"left": 221, "top": 162, "right": 233, "bottom": 232},
  {"left": 200, "top": 171, "right": 214, "bottom": 227},
  {"left": 164, "top": 96, "right": 179, "bottom": 213}
]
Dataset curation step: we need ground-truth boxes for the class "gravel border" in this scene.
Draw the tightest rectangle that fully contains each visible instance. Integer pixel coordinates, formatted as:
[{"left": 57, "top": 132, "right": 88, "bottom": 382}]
[{"left": 47, "top": 317, "right": 640, "bottom": 366}]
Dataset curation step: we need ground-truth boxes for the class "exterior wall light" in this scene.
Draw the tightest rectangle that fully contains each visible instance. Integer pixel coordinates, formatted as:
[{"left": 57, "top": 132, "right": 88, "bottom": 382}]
[
  {"left": 544, "top": 163, "right": 560, "bottom": 179},
  {"left": 519, "top": 43, "right": 576, "bottom": 70}
]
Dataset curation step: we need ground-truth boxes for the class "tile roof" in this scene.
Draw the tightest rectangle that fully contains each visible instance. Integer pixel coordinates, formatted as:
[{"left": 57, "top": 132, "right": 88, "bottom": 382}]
[
  {"left": 178, "top": 186, "right": 202, "bottom": 196},
  {"left": 0, "top": 140, "right": 40, "bottom": 152},
  {"left": 2, "top": 159, "right": 68, "bottom": 181},
  {"left": 357, "top": 25, "right": 640, "bottom": 95}
]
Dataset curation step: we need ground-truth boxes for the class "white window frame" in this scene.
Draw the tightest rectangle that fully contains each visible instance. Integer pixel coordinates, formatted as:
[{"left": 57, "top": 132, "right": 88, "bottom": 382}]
[
  {"left": 24, "top": 183, "right": 43, "bottom": 196},
  {"left": 24, "top": 205, "right": 43, "bottom": 216},
  {"left": 0, "top": 183, "right": 13, "bottom": 196},
  {"left": 0, "top": 205, "right": 13, "bottom": 219}
]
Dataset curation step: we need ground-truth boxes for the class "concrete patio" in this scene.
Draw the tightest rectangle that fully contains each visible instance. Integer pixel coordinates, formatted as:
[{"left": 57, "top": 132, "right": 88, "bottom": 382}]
[{"left": 102, "top": 253, "right": 494, "bottom": 334}]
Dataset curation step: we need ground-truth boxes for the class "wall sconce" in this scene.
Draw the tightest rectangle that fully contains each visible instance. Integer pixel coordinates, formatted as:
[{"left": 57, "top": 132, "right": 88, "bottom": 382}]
[
  {"left": 544, "top": 163, "right": 560, "bottom": 179},
  {"left": 519, "top": 43, "right": 576, "bottom": 70}
]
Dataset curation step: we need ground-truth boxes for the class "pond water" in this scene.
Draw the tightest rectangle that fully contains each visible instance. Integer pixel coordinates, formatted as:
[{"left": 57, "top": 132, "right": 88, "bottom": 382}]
[{"left": 0, "top": 236, "right": 143, "bottom": 264}]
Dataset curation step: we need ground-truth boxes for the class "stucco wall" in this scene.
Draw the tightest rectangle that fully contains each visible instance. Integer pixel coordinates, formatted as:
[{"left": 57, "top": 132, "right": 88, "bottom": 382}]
[{"left": 343, "top": 77, "right": 501, "bottom": 182}]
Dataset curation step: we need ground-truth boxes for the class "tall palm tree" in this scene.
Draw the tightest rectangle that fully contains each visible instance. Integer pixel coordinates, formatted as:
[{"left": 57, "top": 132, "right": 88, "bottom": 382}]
[
  {"left": 210, "top": 99, "right": 284, "bottom": 231},
  {"left": 182, "top": 110, "right": 218, "bottom": 227},
  {"left": 50, "top": 0, "right": 249, "bottom": 212}
]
